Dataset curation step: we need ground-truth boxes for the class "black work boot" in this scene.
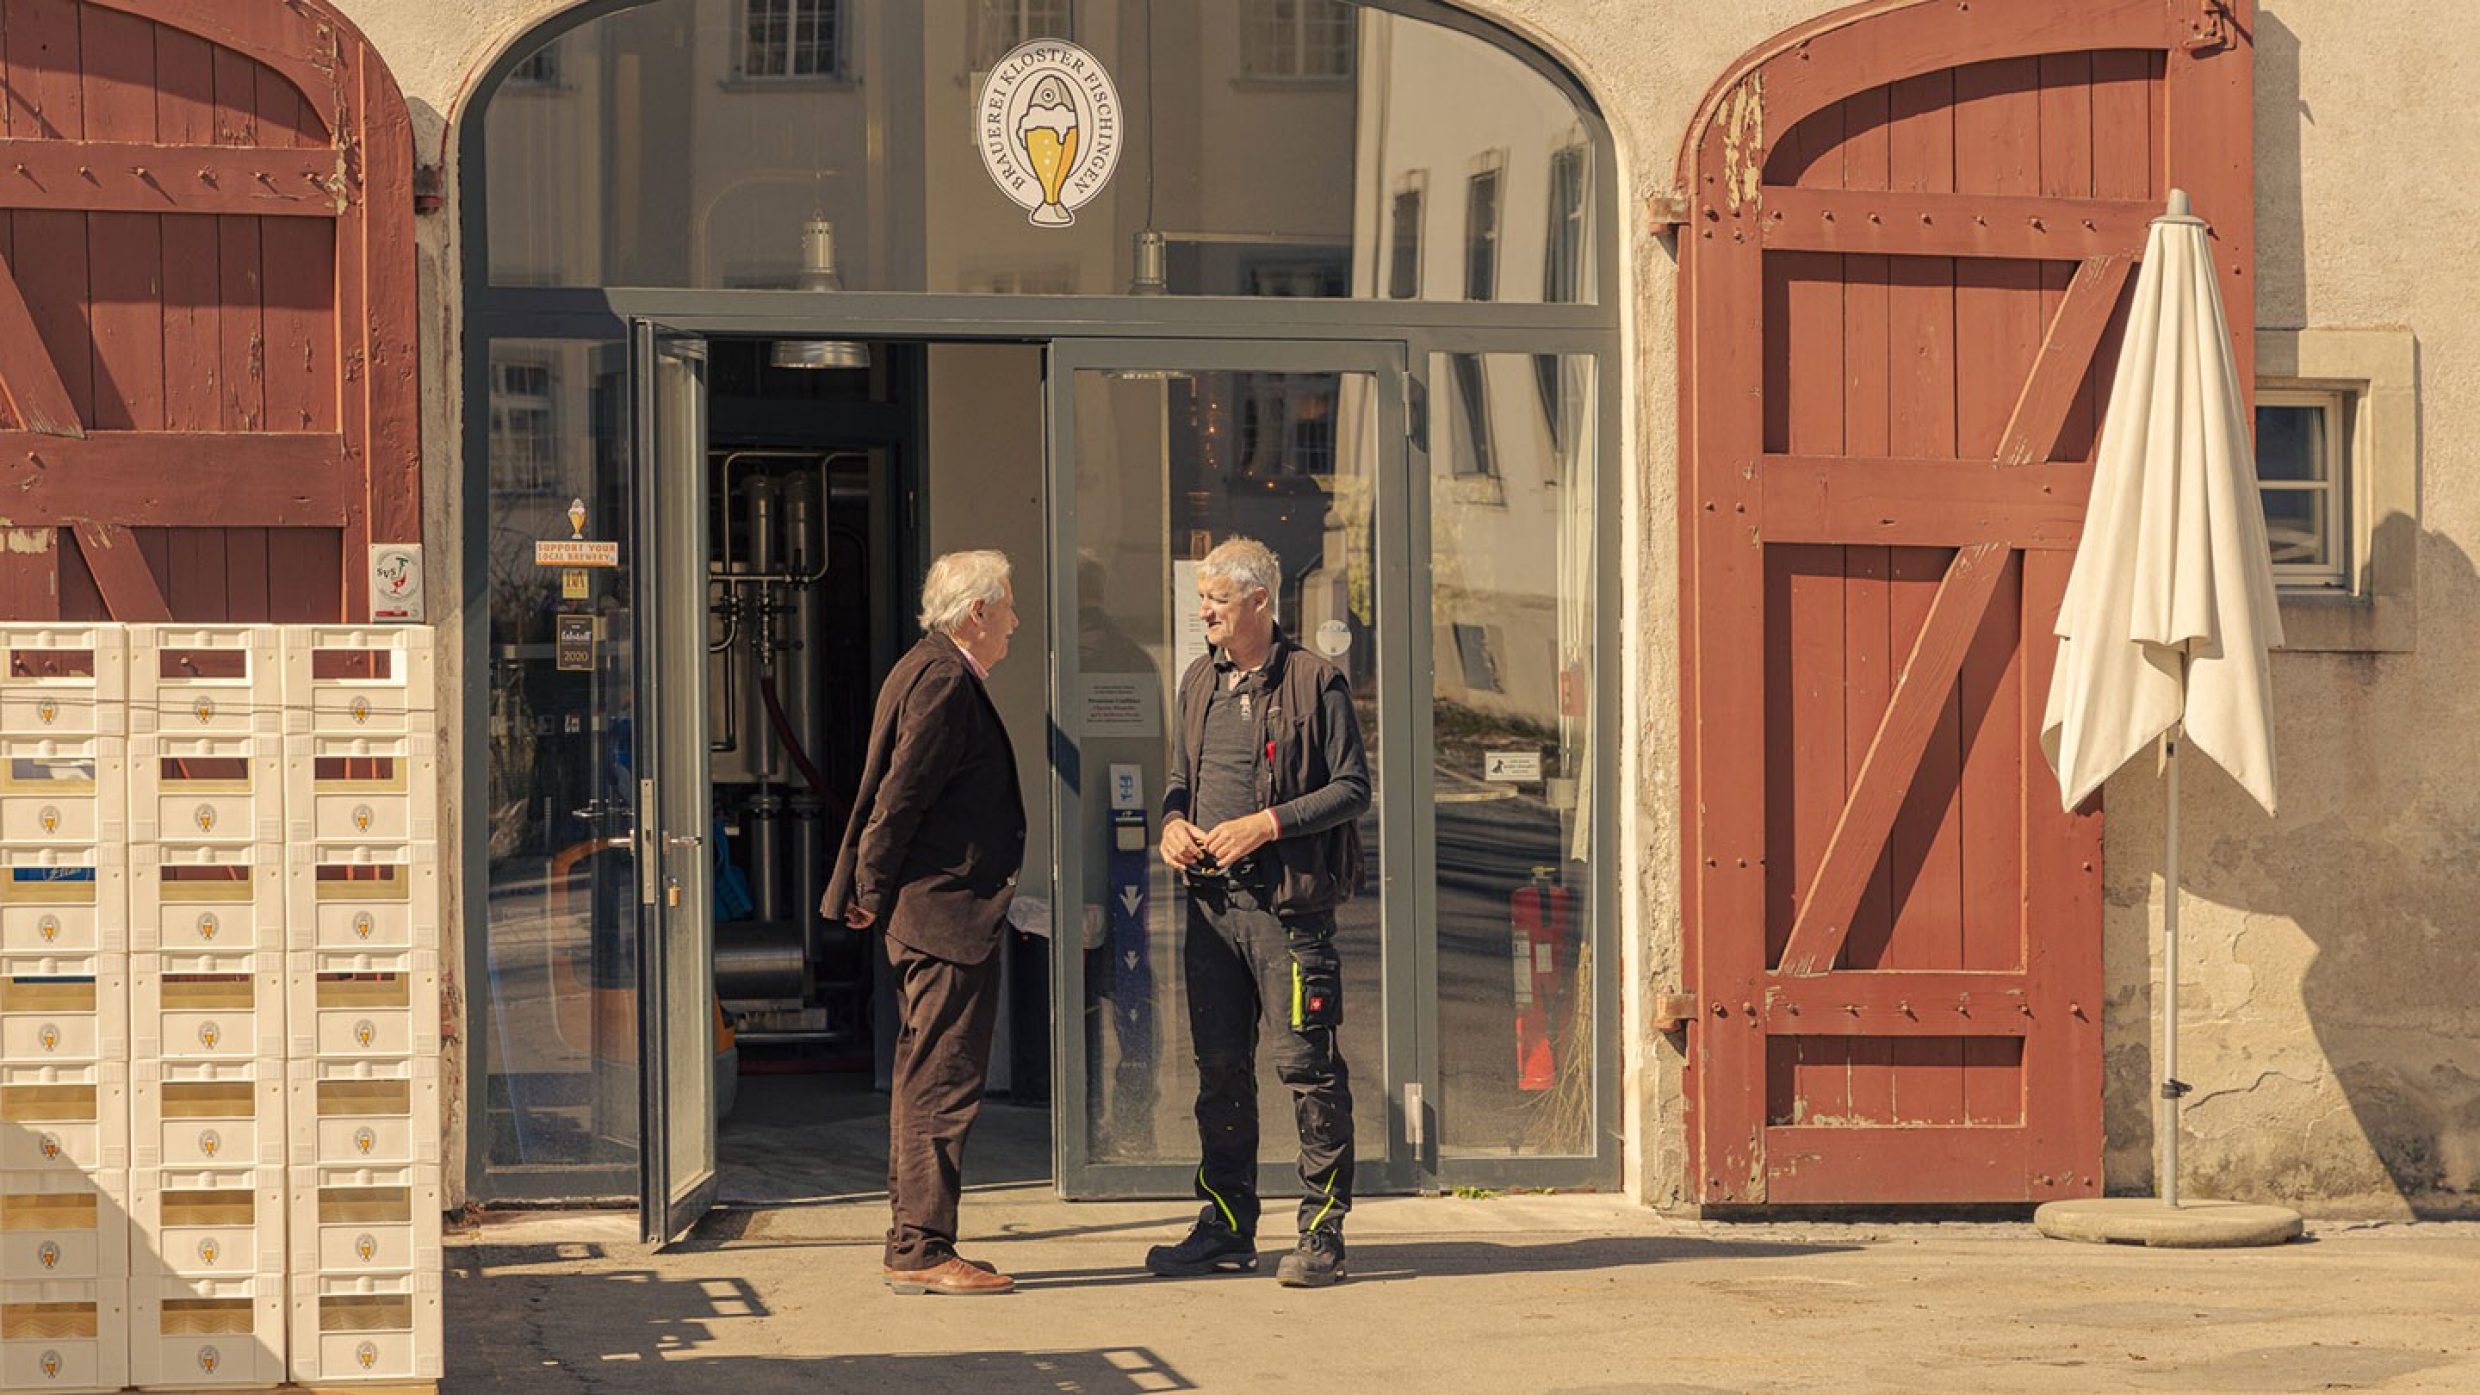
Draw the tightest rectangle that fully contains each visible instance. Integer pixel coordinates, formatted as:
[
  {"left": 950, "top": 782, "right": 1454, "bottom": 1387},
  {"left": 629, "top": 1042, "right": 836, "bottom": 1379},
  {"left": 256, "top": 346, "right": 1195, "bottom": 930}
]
[
  {"left": 1275, "top": 1230, "right": 1347, "bottom": 1288},
  {"left": 1145, "top": 1207, "right": 1259, "bottom": 1276}
]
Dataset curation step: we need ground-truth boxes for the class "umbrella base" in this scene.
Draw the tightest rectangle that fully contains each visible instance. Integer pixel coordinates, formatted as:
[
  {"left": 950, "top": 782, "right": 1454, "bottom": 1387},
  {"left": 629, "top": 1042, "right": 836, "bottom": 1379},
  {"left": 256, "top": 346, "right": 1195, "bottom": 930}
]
[{"left": 2035, "top": 1198, "right": 2302, "bottom": 1249}]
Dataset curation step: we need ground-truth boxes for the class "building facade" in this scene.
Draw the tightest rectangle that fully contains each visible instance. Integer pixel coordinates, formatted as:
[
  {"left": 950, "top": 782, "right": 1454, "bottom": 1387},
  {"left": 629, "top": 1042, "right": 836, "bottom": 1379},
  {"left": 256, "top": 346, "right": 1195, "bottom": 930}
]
[{"left": 6, "top": 0, "right": 2470, "bottom": 1222}]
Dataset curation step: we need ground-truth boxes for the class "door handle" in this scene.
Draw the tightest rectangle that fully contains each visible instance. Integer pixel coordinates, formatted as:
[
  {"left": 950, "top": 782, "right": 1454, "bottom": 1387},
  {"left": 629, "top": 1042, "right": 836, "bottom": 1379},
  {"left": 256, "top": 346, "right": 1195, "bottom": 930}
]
[{"left": 665, "top": 832, "right": 705, "bottom": 849}]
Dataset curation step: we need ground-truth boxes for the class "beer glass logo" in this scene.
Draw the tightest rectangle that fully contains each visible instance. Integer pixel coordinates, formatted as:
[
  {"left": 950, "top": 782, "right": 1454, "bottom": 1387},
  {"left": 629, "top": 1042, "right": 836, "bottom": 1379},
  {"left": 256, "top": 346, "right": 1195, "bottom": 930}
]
[
  {"left": 197, "top": 912, "right": 219, "bottom": 943},
  {"left": 193, "top": 696, "right": 216, "bottom": 725},
  {"left": 40, "top": 1349, "right": 62, "bottom": 1379},
  {"left": 37, "top": 914, "right": 59, "bottom": 943},
  {"left": 197, "top": 1346, "right": 221, "bottom": 1376},
  {"left": 352, "top": 803, "right": 375, "bottom": 833},
  {"left": 355, "top": 1126, "right": 378, "bottom": 1156},
  {"left": 354, "top": 1018, "right": 378, "bottom": 1049},
  {"left": 37, "top": 803, "right": 60, "bottom": 834},
  {"left": 353, "top": 912, "right": 375, "bottom": 941},
  {"left": 356, "top": 1233, "right": 379, "bottom": 1263},
  {"left": 194, "top": 802, "right": 218, "bottom": 833},
  {"left": 37, "top": 1132, "right": 61, "bottom": 1161},
  {"left": 198, "top": 1020, "right": 222, "bottom": 1050},
  {"left": 976, "top": 42, "right": 1120, "bottom": 228},
  {"left": 37, "top": 1022, "right": 59, "bottom": 1053},
  {"left": 36, "top": 1240, "right": 60, "bottom": 1270},
  {"left": 357, "top": 1341, "right": 381, "bottom": 1372},
  {"left": 198, "top": 1236, "right": 221, "bottom": 1266},
  {"left": 198, "top": 1128, "right": 222, "bottom": 1158},
  {"left": 35, "top": 697, "right": 56, "bottom": 726},
  {"left": 350, "top": 695, "right": 373, "bottom": 726}
]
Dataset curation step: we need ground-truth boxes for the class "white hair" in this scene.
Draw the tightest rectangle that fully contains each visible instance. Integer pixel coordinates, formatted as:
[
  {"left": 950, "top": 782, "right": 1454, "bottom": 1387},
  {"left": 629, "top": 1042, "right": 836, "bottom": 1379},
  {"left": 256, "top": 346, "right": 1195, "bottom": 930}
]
[
  {"left": 1196, "top": 537, "right": 1279, "bottom": 601},
  {"left": 918, "top": 550, "right": 1012, "bottom": 634}
]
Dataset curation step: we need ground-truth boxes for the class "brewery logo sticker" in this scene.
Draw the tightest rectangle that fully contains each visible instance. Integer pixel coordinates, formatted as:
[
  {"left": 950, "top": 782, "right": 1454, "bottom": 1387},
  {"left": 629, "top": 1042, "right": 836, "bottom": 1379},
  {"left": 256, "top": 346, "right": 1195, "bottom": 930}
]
[{"left": 977, "top": 41, "right": 1121, "bottom": 227}]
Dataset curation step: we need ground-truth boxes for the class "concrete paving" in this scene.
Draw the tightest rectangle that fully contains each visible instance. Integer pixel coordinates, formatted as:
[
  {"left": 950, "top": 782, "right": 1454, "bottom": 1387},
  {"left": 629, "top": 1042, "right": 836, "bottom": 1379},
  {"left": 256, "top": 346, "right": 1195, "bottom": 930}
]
[{"left": 446, "top": 1190, "right": 2480, "bottom": 1394}]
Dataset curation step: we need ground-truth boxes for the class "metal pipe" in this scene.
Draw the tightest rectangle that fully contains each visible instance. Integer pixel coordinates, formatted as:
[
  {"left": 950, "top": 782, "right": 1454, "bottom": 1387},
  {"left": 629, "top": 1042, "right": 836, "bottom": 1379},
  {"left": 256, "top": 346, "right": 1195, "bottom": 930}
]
[
  {"left": 2162, "top": 727, "right": 2183, "bottom": 1209},
  {"left": 745, "top": 474, "right": 785, "bottom": 924},
  {"left": 784, "top": 470, "right": 828, "bottom": 941}
]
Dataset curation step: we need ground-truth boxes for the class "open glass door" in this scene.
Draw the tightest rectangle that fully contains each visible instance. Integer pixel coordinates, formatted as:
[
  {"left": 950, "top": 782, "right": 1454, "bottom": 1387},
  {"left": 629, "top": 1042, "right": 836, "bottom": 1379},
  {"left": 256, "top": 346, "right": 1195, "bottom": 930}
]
[
  {"left": 632, "top": 322, "right": 718, "bottom": 1244},
  {"left": 1046, "top": 339, "right": 1415, "bottom": 1199}
]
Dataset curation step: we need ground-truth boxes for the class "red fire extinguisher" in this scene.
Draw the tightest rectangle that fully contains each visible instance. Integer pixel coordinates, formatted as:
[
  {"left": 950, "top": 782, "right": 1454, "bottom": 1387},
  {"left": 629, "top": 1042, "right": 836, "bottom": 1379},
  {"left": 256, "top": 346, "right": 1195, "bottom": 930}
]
[{"left": 1510, "top": 867, "right": 1570, "bottom": 1092}]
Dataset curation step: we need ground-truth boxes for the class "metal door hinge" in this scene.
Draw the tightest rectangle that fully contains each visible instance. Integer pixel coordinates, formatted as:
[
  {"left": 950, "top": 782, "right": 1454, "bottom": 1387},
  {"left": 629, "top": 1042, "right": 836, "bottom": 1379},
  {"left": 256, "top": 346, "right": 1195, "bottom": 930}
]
[
  {"left": 1654, "top": 990, "right": 1699, "bottom": 1033},
  {"left": 2183, "top": 0, "right": 2235, "bottom": 53}
]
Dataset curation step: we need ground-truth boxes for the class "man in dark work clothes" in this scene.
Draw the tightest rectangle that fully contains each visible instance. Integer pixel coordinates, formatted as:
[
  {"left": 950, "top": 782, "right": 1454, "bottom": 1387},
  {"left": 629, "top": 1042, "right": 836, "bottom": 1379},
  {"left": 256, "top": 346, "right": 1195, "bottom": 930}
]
[
  {"left": 823, "top": 549, "right": 1024, "bottom": 1296},
  {"left": 1144, "top": 537, "right": 1370, "bottom": 1288}
]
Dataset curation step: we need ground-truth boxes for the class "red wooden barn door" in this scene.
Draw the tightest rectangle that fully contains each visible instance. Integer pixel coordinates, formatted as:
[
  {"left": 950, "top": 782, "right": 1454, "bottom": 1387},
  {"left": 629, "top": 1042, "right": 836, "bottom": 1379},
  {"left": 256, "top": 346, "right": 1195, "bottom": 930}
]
[
  {"left": 1675, "top": 0, "right": 2254, "bottom": 1205},
  {"left": 0, "top": 0, "right": 418, "bottom": 623}
]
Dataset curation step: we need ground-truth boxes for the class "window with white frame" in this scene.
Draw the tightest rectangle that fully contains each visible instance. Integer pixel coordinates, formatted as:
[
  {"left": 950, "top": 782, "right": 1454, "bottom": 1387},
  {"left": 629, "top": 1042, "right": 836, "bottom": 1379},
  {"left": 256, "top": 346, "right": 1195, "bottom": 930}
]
[
  {"left": 1447, "top": 352, "right": 1495, "bottom": 478},
  {"left": 491, "top": 358, "right": 560, "bottom": 495},
  {"left": 1542, "top": 143, "right": 1589, "bottom": 305},
  {"left": 1464, "top": 161, "right": 1502, "bottom": 303},
  {"left": 737, "top": 0, "right": 845, "bottom": 81},
  {"left": 2256, "top": 387, "right": 2353, "bottom": 592},
  {"left": 1240, "top": 0, "right": 1356, "bottom": 80},
  {"left": 973, "top": 0, "right": 1073, "bottom": 70},
  {"left": 1387, "top": 179, "right": 1423, "bottom": 300}
]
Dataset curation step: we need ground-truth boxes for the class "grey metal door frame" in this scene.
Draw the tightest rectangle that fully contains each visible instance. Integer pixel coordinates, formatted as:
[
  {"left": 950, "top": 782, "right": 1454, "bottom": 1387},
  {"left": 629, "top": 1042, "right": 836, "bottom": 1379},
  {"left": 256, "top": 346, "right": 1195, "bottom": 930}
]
[{"left": 631, "top": 320, "right": 721, "bottom": 1245}]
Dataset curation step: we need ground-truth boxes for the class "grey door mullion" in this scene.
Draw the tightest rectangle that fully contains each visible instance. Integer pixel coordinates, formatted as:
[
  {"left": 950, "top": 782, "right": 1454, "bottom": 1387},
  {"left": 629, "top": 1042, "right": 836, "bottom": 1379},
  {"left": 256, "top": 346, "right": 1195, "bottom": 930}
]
[
  {"left": 1043, "top": 339, "right": 1093, "bottom": 1195},
  {"left": 1397, "top": 339, "right": 1442, "bottom": 1187}
]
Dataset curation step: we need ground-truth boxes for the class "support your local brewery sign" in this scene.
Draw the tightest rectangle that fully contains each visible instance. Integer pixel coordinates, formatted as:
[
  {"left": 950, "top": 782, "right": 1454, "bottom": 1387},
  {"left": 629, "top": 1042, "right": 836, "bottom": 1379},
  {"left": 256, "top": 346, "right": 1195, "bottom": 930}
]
[{"left": 978, "top": 41, "right": 1122, "bottom": 227}]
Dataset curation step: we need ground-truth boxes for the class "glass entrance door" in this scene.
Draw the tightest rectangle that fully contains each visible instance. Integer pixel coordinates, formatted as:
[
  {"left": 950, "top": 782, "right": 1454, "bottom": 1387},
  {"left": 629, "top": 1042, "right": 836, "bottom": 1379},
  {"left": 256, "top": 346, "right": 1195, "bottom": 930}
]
[
  {"left": 632, "top": 322, "right": 719, "bottom": 1244},
  {"left": 1046, "top": 339, "right": 1413, "bottom": 1198}
]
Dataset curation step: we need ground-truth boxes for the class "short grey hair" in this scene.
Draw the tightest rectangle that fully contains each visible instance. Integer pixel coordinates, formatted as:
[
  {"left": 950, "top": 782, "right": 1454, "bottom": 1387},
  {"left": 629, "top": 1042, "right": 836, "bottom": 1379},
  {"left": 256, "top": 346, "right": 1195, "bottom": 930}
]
[
  {"left": 918, "top": 550, "right": 1012, "bottom": 634},
  {"left": 1196, "top": 537, "right": 1279, "bottom": 602}
]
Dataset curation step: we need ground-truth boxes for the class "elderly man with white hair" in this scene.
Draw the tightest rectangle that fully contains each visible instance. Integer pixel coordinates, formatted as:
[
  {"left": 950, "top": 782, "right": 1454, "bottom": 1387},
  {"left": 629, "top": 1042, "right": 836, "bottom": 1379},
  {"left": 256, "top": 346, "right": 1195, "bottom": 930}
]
[
  {"left": 824, "top": 549, "right": 1025, "bottom": 1296},
  {"left": 1145, "top": 536, "right": 1371, "bottom": 1288}
]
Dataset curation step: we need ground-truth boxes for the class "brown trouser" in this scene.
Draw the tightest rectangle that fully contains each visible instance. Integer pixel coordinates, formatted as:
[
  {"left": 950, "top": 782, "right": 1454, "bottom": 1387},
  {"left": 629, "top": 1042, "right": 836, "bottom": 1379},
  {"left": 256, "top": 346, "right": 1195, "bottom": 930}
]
[{"left": 883, "top": 933, "right": 1003, "bottom": 1270}]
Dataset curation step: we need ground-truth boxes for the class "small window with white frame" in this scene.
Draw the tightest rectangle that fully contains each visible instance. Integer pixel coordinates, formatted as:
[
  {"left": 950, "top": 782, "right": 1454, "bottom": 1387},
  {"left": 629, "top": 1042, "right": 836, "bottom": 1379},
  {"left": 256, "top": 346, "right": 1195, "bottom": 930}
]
[
  {"left": 490, "top": 357, "right": 560, "bottom": 496},
  {"left": 1240, "top": 0, "right": 1356, "bottom": 80},
  {"left": 1464, "top": 153, "right": 1505, "bottom": 304},
  {"left": 2256, "top": 386, "right": 2353, "bottom": 592},
  {"left": 508, "top": 39, "right": 563, "bottom": 88},
  {"left": 1387, "top": 175, "right": 1425, "bottom": 301},
  {"left": 973, "top": 0, "right": 1073, "bottom": 71},
  {"left": 737, "top": 0, "right": 846, "bottom": 82}
]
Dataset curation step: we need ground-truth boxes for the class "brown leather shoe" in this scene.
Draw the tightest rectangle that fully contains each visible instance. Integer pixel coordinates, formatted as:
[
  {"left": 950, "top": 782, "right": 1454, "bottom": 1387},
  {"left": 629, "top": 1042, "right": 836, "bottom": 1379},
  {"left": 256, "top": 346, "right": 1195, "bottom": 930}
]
[{"left": 884, "top": 1256, "right": 1014, "bottom": 1295}]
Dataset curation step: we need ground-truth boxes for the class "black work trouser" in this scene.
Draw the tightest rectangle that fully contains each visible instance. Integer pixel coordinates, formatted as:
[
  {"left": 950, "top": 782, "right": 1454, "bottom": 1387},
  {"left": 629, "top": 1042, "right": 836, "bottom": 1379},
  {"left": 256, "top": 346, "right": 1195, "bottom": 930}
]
[{"left": 1184, "top": 874, "right": 1353, "bottom": 1236}]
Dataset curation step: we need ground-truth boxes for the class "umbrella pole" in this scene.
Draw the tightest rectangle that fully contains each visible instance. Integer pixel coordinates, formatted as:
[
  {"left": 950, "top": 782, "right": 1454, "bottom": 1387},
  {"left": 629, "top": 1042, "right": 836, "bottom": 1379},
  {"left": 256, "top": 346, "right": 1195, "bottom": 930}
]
[{"left": 2162, "top": 729, "right": 2182, "bottom": 1208}]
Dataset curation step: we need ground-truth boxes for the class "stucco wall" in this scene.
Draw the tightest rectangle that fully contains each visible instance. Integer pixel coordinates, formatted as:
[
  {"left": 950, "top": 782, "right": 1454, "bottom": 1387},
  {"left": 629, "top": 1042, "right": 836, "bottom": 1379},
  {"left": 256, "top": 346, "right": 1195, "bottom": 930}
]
[{"left": 324, "top": 0, "right": 2479, "bottom": 1215}]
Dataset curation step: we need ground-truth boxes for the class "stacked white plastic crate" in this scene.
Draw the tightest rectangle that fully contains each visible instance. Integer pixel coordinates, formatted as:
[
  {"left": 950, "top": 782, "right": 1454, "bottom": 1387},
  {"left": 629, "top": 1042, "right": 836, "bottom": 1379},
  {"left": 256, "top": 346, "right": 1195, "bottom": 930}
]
[
  {"left": 281, "top": 628, "right": 441, "bottom": 1387},
  {"left": 0, "top": 626, "right": 131, "bottom": 1394},
  {"left": 127, "top": 627, "right": 288, "bottom": 1389}
]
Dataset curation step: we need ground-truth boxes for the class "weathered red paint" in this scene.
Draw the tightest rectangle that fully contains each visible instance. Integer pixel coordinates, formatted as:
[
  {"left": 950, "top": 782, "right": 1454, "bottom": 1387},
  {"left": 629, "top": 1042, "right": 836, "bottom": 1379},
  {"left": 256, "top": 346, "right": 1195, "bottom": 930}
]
[
  {"left": 0, "top": 0, "right": 419, "bottom": 622},
  {"left": 1676, "top": 0, "right": 2256, "bottom": 1206}
]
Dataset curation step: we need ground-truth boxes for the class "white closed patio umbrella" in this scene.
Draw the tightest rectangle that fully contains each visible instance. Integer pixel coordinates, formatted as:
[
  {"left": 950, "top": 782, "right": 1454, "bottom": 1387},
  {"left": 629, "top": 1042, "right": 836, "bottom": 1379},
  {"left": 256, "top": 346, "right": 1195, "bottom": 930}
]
[{"left": 2035, "top": 189, "right": 2299, "bottom": 1247}]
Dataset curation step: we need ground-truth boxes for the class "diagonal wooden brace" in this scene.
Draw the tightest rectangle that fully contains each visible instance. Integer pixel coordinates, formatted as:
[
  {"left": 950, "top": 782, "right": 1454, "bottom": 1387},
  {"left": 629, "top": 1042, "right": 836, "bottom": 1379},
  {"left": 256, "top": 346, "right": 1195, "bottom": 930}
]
[{"left": 1996, "top": 253, "right": 2133, "bottom": 468}]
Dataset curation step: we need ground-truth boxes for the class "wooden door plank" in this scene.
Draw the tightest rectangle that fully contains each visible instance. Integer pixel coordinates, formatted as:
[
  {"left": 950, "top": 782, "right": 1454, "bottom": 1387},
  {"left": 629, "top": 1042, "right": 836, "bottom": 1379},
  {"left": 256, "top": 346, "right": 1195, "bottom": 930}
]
[
  {"left": 71, "top": 522, "right": 171, "bottom": 621},
  {"left": 1767, "top": 1122, "right": 2033, "bottom": 1203},
  {"left": 0, "top": 432, "right": 350, "bottom": 525},
  {"left": 1757, "top": 454, "right": 2091, "bottom": 550},
  {"left": 0, "top": 140, "right": 344, "bottom": 217},
  {"left": 0, "top": 527, "right": 60, "bottom": 619},
  {"left": 2020, "top": 549, "right": 2105, "bottom": 1197},
  {"left": 1760, "top": 187, "right": 2150, "bottom": 261},
  {"left": 0, "top": 246, "right": 85, "bottom": 437},
  {"left": 1780, "top": 542, "right": 2009, "bottom": 977},
  {"left": 1994, "top": 255, "right": 2133, "bottom": 467},
  {"left": 80, "top": 0, "right": 344, "bottom": 137},
  {"left": 1767, "top": 970, "right": 2035, "bottom": 1027}
]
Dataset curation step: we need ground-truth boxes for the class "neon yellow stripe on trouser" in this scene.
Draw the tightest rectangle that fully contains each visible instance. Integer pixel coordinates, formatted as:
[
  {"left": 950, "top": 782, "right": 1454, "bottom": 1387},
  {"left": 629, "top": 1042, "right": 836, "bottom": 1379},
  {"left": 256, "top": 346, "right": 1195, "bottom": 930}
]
[
  {"left": 1291, "top": 958, "right": 1305, "bottom": 1030},
  {"left": 1199, "top": 1167, "right": 1240, "bottom": 1232}
]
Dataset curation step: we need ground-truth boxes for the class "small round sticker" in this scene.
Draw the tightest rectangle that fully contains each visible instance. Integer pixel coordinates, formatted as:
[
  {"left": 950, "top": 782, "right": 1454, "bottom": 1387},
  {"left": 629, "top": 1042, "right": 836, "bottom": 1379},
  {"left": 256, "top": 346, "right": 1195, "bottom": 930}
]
[
  {"left": 197, "top": 1021, "right": 222, "bottom": 1050},
  {"left": 198, "top": 1236, "right": 222, "bottom": 1267},
  {"left": 356, "top": 1341, "right": 381, "bottom": 1371},
  {"left": 354, "top": 1018, "right": 378, "bottom": 1049},
  {"left": 1315, "top": 619, "right": 1353, "bottom": 658},
  {"left": 193, "top": 802, "right": 218, "bottom": 833},
  {"left": 36, "top": 1240, "right": 60, "bottom": 1270},
  {"left": 355, "top": 1126, "right": 378, "bottom": 1156},
  {"left": 198, "top": 1129, "right": 222, "bottom": 1159},
  {"left": 36, "top": 914, "right": 59, "bottom": 943},
  {"left": 37, "top": 1132, "right": 62, "bottom": 1161},
  {"left": 352, "top": 912, "right": 376, "bottom": 941},
  {"left": 193, "top": 697, "right": 217, "bottom": 726},
  {"left": 352, "top": 803, "right": 376, "bottom": 833},
  {"left": 35, "top": 697, "right": 57, "bottom": 726},
  {"left": 39, "top": 1349, "right": 62, "bottom": 1380},
  {"left": 196, "top": 1346, "right": 221, "bottom": 1376},
  {"left": 350, "top": 695, "right": 373, "bottom": 725},
  {"left": 196, "top": 912, "right": 220, "bottom": 943},
  {"left": 355, "top": 1233, "right": 379, "bottom": 1263},
  {"left": 36, "top": 1023, "right": 59, "bottom": 1053},
  {"left": 36, "top": 804, "right": 61, "bottom": 834}
]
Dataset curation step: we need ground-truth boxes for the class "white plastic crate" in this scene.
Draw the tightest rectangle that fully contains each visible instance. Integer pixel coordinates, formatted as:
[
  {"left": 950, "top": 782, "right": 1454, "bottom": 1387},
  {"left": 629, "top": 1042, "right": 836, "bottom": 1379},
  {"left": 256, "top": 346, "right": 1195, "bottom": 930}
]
[
  {"left": 0, "top": 1278, "right": 128, "bottom": 1393},
  {"left": 0, "top": 956, "right": 127, "bottom": 1071},
  {"left": 130, "top": 1168, "right": 283, "bottom": 1282},
  {"left": 288, "top": 841, "right": 439, "bottom": 957},
  {"left": 288, "top": 1268, "right": 442, "bottom": 1385},
  {"left": 132, "top": 843, "right": 283, "bottom": 956},
  {"left": 132, "top": 952, "right": 283, "bottom": 1068},
  {"left": 0, "top": 626, "right": 126, "bottom": 742},
  {"left": 0, "top": 847, "right": 126, "bottom": 958},
  {"left": 132, "top": 1060, "right": 284, "bottom": 1172},
  {"left": 0, "top": 1062, "right": 125, "bottom": 1176},
  {"left": 284, "top": 732, "right": 440, "bottom": 844},
  {"left": 288, "top": 952, "right": 440, "bottom": 1063},
  {"left": 0, "top": 737, "right": 125, "bottom": 847},
  {"left": 282, "top": 626, "right": 437, "bottom": 736},
  {"left": 130, "top": 1273, "right": 284, "bottom": 1388},
  {"left": 287, "top": 1056, "right": 440, "bottom": 1170},
  {"left": 1, "top": 1169, "right": 129, "bottom": 1284},
  {"left": 130, "top": 734, "right": 283, "bottom": 845},
  {"left": 127, "top": 626, "right": 281, "bottom": 739},
  {"left": 288, "top": 1165, "right": 441, "bottom": 1281}
]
